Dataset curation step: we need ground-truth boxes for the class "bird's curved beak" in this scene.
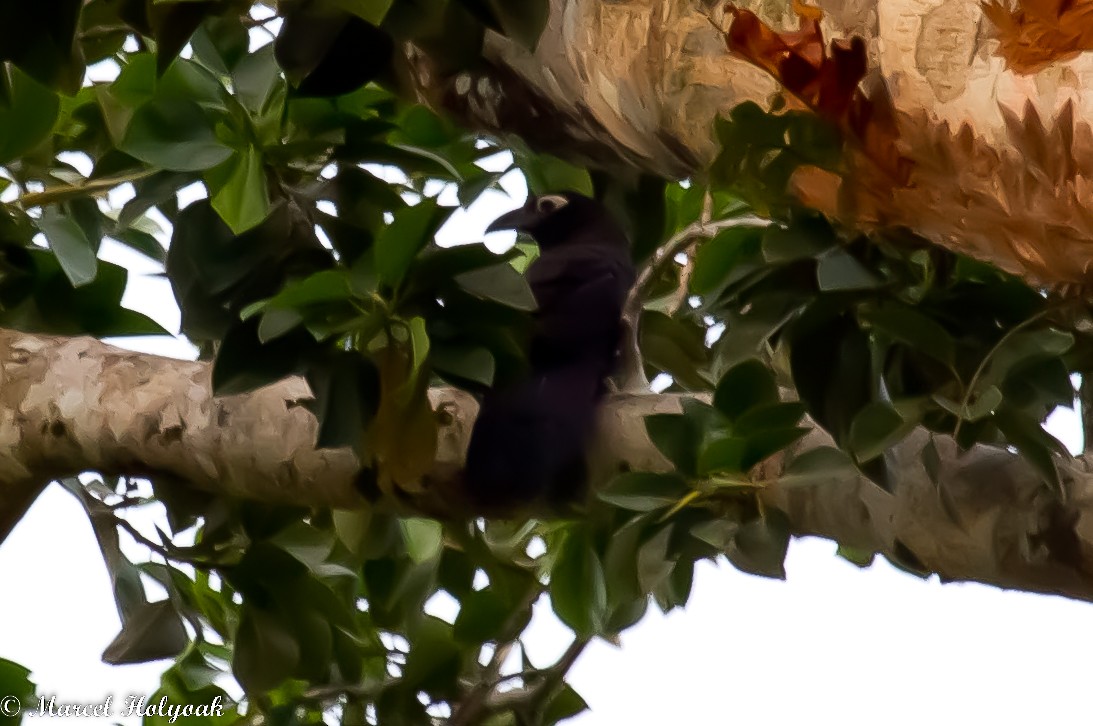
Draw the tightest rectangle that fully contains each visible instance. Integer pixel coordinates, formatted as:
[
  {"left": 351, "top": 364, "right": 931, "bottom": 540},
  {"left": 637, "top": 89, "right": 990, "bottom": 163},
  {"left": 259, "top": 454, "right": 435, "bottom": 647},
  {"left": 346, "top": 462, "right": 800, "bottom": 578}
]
[{"left": 485, "top": 204, "right": 534, "bottom": 234}]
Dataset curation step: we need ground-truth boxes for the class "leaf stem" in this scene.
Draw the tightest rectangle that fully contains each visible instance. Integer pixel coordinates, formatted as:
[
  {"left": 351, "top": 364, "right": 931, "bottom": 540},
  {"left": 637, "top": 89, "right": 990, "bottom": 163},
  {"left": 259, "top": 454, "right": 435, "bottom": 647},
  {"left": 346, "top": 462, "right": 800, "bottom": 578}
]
[
  {"left": 15, "top": 170, "right": 158, "bottom": 210},
  {"left": 951, "top": 305, "right": 1059, "bottom": 441}
]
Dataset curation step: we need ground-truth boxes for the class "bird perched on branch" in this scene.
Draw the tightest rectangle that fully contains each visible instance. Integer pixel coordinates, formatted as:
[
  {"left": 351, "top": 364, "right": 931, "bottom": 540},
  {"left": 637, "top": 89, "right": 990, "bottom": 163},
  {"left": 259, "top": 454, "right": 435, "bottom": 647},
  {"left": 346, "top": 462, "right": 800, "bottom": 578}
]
[{"left": 465, "top": 191, "right": 635, "bottom": 510}]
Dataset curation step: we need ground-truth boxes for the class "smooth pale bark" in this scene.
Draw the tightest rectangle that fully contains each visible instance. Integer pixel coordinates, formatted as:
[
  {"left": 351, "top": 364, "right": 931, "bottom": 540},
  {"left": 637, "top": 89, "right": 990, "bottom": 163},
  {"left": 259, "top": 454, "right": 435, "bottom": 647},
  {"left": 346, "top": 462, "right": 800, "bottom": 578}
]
[
  {"left": 407, "top": 0, "right": 1093, "bottom": 286},
  {"left": 3, "top": 328, "right": 1093, "bottom": 601}
]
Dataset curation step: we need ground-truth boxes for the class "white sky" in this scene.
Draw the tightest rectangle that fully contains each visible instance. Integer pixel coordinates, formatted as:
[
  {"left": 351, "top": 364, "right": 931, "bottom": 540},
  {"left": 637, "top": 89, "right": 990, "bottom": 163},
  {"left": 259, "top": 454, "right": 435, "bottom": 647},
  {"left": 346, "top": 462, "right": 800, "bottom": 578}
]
[{"left": 1, "top": 150, "right": 1090, "bottom": 726}]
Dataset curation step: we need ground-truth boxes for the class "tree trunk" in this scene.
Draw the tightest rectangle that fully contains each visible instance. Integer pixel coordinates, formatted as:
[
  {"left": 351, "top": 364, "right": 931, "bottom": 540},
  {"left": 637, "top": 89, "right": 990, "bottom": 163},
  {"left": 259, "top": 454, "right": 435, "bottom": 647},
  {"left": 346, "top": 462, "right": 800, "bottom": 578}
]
[
  {"left": 408, "top": 0, "right": 1093, "bottom": 287},
  {"left": 3, "top": 328, "right": 1093, "bottom": 601}
]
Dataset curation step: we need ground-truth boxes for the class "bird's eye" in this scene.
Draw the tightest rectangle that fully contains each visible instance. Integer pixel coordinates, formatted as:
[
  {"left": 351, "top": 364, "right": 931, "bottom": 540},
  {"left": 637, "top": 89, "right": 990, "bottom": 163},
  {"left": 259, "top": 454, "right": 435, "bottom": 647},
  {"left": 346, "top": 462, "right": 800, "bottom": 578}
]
[{"left": 536, "top": 195, "right": 568, "bottom": 214}]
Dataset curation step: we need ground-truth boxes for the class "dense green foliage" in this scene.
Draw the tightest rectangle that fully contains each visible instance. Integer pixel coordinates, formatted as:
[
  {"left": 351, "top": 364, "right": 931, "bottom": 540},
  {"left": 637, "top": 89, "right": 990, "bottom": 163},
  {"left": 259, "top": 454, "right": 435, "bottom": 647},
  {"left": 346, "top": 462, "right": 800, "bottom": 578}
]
[{"left": 0, "top": 1, "right": 1089, "bottom": 724}]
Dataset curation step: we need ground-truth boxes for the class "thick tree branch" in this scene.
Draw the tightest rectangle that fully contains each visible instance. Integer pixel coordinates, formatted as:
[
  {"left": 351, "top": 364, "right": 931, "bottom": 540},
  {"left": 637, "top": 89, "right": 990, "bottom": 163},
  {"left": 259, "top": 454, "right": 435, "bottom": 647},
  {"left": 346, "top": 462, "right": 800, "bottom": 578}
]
[
  {"left": 406, "top": 0, "right": 1093, "bottom": 287},
  {"left": 3, "top": 328, "right": 1093, "bottom": 601}
]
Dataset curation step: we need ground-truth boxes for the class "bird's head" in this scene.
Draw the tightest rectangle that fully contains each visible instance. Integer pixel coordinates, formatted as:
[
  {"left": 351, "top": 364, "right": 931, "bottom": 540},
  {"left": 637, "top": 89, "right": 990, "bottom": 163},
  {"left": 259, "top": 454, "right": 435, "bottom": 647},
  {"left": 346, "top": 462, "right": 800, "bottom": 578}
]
[{"left": 485, "top": 191, "right": 626, "bottom": 249}]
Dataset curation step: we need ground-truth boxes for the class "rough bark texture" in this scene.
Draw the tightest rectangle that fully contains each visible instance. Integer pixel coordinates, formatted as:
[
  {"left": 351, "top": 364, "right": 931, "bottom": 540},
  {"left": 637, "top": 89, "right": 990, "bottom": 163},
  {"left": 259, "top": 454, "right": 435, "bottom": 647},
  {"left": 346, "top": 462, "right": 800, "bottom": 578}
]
[
  {"left": 408, "top": 0, "right": 1093, "bottom": 287},
  {"left": 3, "top": 328, "right": 1093, "bottom": 601}
]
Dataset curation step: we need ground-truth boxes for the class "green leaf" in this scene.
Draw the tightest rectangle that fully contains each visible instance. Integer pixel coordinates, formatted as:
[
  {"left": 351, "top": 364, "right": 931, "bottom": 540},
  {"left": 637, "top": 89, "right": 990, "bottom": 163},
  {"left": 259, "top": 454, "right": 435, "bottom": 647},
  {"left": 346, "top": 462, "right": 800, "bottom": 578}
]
[
  {"left": 740, "top": 427, "right": 809, "bottom": 470},
  {"left": 594, "top": 173, "right": 668, "bottom": 263},
  {"left": 375, "top": 199, "right": 447, "bottom": 288},
  {"left": 849, "top": 401, "right": 914, "bottom": 462},
  {"left": 598, "top": 472, "right": 689, "bottom": 511},
  {"left": 860, "top": 303, "right": 956, "bottom": 368},
  {"left": 259, "top": 269, "right": 356, "bottom": 312},
  {"left": 453, "top": 588, "right": 512, "bottom": 644},
  {"left": 550, "top": 527, "right": 607, "bottom": 638},
  {"left": 190, "top": 15, "right": 250, "bottom": 76},
  {"left": 603, "top": 516, "right": 645, "bottom": 612},
  {"left": 404, "top": 315, "right": 431, "bottom": 390},
  {"left": 116, "top": 171, "right": 192, "bottom": 230},
  {"left": 933, "top": 386, "right": 1003, "bottom": 422},
  {"left": 735, "top": 402, "right": 806, "bottom": 432},
  {"left": 0, "top": 1, "right": 84, "bottom": 93},
  {"left": 212, "top": 320, "right": 318, "bottom": 396},
  {"left": 400, "top": 621, "right": 461, "bottom": 703},
  {"left": 639, "top": 310, "right": 712, "bottom": 390},
  {"left": 149, "top": 1, "right": 215, "bottom": 75},
  {"left": 689, "top": 225, "right": 765, "bottom": 297},
  {"left": 713, "top": 358, "right": 779, "bottom": 422},
  {"left": 761, "top": 215, "right": 835, "bottom": 262},
  {"left": 977, "top": 328, "right": 1075, "bottom": 389},
  {"left": 542, "top": 683, "right": 589, "bottom": 725},
  {"left": 111, "top": 227, "right": 168, "bottom": 264},
  {"left": 518, "top": 151, "right": 593, "bottom": 196},
  {"left": 458, "top": 170, "right": 506, "bottom": 207},
  {"left": 158, "top": 56, "right": 231, "bottom": 109},
  {"left": 779, "top": 446, "right": 856, "bottom": 488},
  {"left": 787, "top": 304, "right": 872, "bottom": 446},
  {"left": 690, "top": 519, "right": 739, "bottom": 550},
  {"left": 233, "top": 605, "right": 300, "bottom": 692},
  {"left": 276, "top": 9, "right": 393, "bottom": 97},
  {"left": 455, "top": 263, "right": 537, "bottom": 311},
  {"left": 644, "top": 399, "right": 722, "bottom": 477},
  {"left": 38, "top": 209, "right": 97, "bottom": 287},
  {"left": 304, "top": 350, "right": 380, "bottom": 449},
  {"left": 0, "top": 66, "right": 59, "bottom": 165},
  {"left": 120, "top": 98, "right": 233, "bottom": 172},
  {"left": 816, "top": 248, "right": 882, "bottom": 291},
  {"left": 637, "top": 525, "right": 675, "bottom": 594},
  {"left": 231, "top": 44, "right": 283, "bottom": 116},
  {"left": 359, "top": 142, "right": 463, "bottom": 179},
  {"left": 655, "top": 555, "right": 694, "bottom": 612},
  {"left": 726, "top": 512, "right": 790, "bottom": 579},
  {"left": 697, "top": 436, "right": 747, "bottom": 475},
  {"left": 408, "top": 243, "right": 517, "bottom": 292},
  {"left": 994, "top": 404, "right": 1067, "bottom": 494},
  {"left": 256, "top": 307, "right": 304, "bottom": 343},
  {"left": 400, "top": 518, "right": 443, "bottom": 564},
  {"left": 836, "top": 544, "right": 876, "bottom": 568},
  {"left": 269, "top": 522, "right": 336, "bottom": 573},
  {"left": 394, "top": 104, "right": 458, "bottom": 148},
  {"left": 0, "top": 657, "right": 35, "bottom": 726},
  {"left": 430, "top": 343, "right": 495, "bottom": 386},
  {"left": 206, "top": 147, "right": 271, "bottom": 234},
  {"left": 0, "top": 251, "right": 164, "bottom": 337},
  {"left": 101, "top": 600, "right": 188, "bottom": 665},
  {"left": 644, "top": 413, "right": 696, "bottom": 476}
]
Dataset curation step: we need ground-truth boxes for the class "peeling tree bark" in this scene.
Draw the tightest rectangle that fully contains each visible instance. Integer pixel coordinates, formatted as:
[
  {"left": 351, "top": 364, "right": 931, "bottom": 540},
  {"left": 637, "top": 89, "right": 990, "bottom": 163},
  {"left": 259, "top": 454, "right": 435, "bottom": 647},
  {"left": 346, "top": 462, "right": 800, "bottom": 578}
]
[
  {"left": 3, "top": 328, "right": 1093, "bottom": 602},
  {"left": 408, "top": 0, "right": 1093, "bottom": 287}
]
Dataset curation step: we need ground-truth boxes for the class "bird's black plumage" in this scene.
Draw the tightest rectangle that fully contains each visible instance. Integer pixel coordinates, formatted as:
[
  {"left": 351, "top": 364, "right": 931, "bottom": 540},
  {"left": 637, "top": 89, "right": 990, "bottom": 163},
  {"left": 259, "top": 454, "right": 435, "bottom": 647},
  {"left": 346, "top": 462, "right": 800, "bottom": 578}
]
[{"left": 464, "top": 191, "right": 635, "bottom": 509}]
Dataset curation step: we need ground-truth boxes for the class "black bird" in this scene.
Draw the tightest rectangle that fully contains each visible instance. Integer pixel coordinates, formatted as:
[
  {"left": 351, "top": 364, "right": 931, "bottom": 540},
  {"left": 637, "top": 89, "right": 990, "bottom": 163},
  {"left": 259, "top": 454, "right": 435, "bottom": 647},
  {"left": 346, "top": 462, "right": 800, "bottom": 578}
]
[{"left": 464, "top": 191, "right": 636, "bottom": 510}]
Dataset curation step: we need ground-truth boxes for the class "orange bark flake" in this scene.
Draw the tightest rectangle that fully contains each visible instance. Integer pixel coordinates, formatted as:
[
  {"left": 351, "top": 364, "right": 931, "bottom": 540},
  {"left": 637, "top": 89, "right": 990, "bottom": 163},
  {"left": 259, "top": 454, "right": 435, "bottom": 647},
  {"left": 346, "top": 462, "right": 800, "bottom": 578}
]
[
  {"left": 723, "top": 4, "right": 911, "bottom": 186},
  {"left": 981, "top": 0, "right": 1093, "bottom": 74}
]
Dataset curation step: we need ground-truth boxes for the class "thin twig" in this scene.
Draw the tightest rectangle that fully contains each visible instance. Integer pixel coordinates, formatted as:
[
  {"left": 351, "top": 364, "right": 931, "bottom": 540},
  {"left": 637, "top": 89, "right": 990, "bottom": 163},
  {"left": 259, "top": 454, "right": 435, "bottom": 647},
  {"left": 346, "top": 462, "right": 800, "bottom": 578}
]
[
  {"left": 619, "top": 212, "right": 769, "bottom": 391},
  {"left": 298, "top": 682, "right": 381, "bottom": 703},
  {"left": 445, "top": 537, "right": 544, "bottom": 726},
  {"left": 15, "top": 169, "right": 157, "bottom": 210},
  {"left": 484, "top": 636, "right": 591, "bottom": 715},
  {"left": 526, "top": 636, "right": 589, "bottom": 703},
  {"left": 1080, "top": 373, "right": 1093, "bottom": 457},
  {"left": 668, "top": 254, "right": 698, "bottom": 315},
  {"left": 78, "top": 25, "right": 132, "bottom": 41},
  {"left": 105, "top": 495, "right": 155, "bottom": 511},
  {"left": 951, "top": 305, "right": 1057, "bottom": 442},
  {"left": 113, "top": 514, "right": 223, "bottom": 569}
]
